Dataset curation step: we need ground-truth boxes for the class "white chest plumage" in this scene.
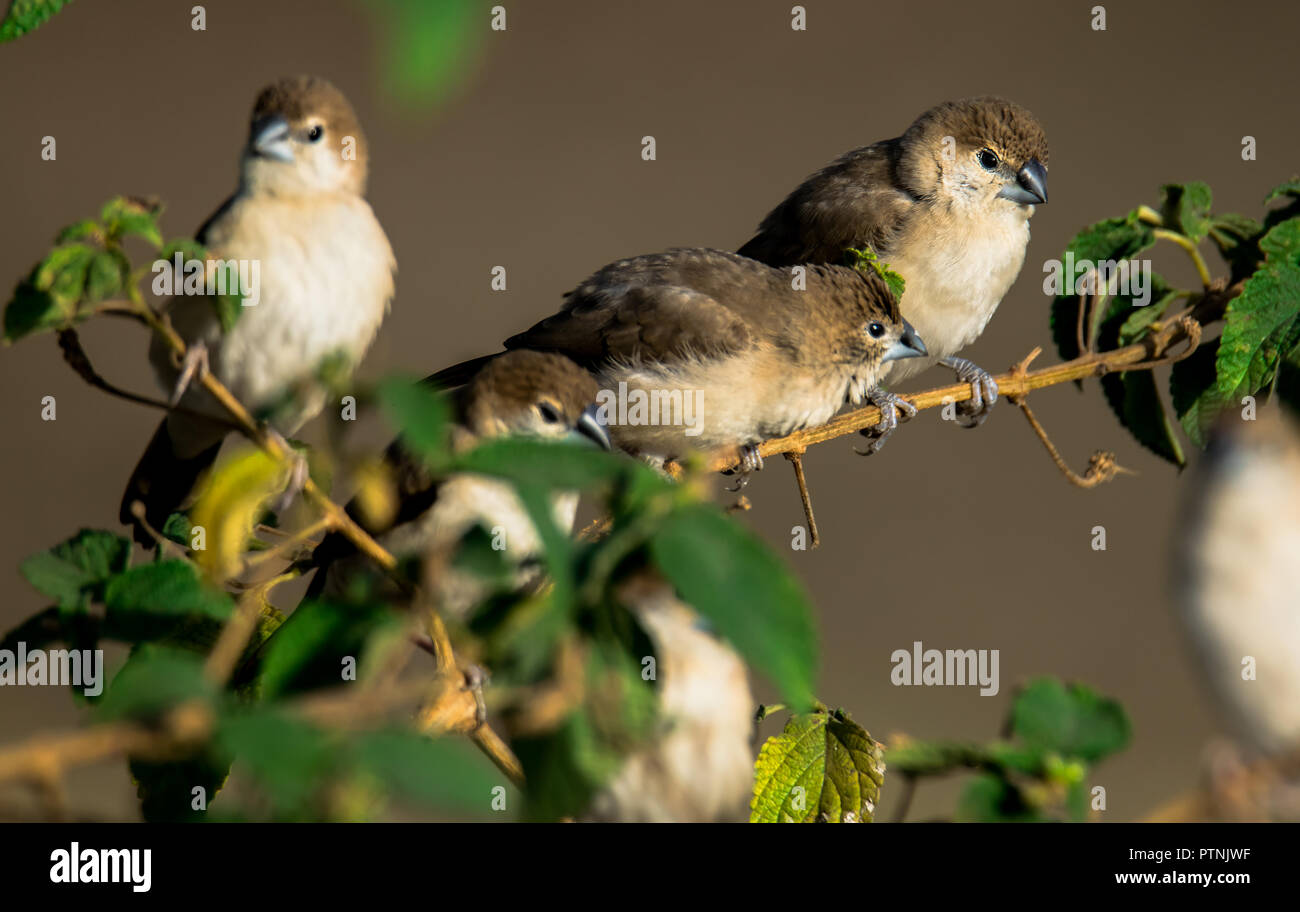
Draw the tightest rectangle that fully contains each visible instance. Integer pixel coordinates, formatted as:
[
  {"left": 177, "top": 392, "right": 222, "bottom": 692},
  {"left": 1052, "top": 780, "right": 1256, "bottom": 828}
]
[
  {"left": 882, "top": 203, "right": 1031, "bottom": 383},
  {"left": 157, "top": 192, "right": 395, "bottom": 431},
  {"left": 601, "top": 348, "right": 857, "bottom": 458}
]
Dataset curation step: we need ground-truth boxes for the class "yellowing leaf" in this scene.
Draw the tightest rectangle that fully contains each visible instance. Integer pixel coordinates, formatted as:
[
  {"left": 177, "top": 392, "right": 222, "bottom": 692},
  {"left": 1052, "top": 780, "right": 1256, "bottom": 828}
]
[
  {"left": 351, "top": 459, "right": 397, "bottom": 531},
  {"left": 751, "top": 708, "right": 884, "bottom": 822},
  {"left": 189, "top": 447, "right": 288, "bottom": 580}
]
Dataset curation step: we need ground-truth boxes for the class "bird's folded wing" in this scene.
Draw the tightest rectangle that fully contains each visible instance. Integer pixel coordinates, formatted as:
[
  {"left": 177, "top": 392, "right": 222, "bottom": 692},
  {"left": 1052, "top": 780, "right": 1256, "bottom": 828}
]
[
  {"left": 738, "top": 141, "right": 914, "bottom": 266},
  {"left": 504, "top": 282, "right": 752, "bottom": 369}
]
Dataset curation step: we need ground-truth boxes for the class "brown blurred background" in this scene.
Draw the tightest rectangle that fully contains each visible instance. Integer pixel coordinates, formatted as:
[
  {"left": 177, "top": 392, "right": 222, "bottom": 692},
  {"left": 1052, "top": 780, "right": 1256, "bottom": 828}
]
[{"left": 1, "top": 0, "right": 1296, "bottom": 821}]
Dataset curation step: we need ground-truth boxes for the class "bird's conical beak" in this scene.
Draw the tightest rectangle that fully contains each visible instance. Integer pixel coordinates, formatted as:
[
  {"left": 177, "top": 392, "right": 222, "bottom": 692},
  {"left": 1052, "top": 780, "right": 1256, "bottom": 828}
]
[
  {"left": 250, "top": 115, "right": 293, "bottom": 163},
  {"left": 883, "top": 321, "right": 928, "bottom": 362},
  {"left": 572, "top": 404, "right": 612, "bottom": 451},
  {"left": 998, "top": 158, "right": 1048, "bottom": 205}
]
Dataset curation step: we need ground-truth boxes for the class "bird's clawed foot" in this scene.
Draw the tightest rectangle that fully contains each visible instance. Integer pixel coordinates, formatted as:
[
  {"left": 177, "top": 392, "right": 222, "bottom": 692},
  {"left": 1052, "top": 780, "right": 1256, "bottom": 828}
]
[
  {"left": 723, "top": 444, "right": 764, "bottom": 491},
  {"left": 941, "top": 356, "right": 998, "bottom": 428},
  {"left": 267, "top": 428, "right": 310, "bottom": 514},
  {"left": 464, "top": 664, "right": 490, "bottom": 728},
  {"left": 170, "top": 341, "right": 210, "bottom": 406},
  {"left": 855, "top": 387, "right": 917, "bottom": 455}
]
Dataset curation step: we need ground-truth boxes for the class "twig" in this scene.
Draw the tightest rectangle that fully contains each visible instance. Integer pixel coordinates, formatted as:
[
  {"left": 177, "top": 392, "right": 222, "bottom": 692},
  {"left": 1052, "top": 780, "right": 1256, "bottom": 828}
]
[
  {"left": 890, "top": 775, "right": 917, "bottom": 823},
  {"left": 204, "top": 572, "right": 297, "bottom": 686},
  {"left": 0, "top": 677, "right": 480, "bottom": 794},
  {"left": 240, "top": 516, "right": 332, "bottom": 574},
  {"left": 1010, "top": 397, "right": 1135, "bottom": 488},
  {"left": 784, "top": 449, "right": 819, "bottom": 548},
  {"left": 56, "top": 328, "right": 241, "bottom": 432}
]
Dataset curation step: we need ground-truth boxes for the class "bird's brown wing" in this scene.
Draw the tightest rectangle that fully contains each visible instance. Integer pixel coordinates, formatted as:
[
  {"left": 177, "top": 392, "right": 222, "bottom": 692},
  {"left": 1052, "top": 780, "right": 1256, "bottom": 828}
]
[
  {"left": 504, "top": 253, "right": 757, "bottom": 369},
  {"left": 738, "top": 140, "right": 916, "bottom": 267},
  {"left": 195, "top": 194, "right": 238, "bottom": 247}
]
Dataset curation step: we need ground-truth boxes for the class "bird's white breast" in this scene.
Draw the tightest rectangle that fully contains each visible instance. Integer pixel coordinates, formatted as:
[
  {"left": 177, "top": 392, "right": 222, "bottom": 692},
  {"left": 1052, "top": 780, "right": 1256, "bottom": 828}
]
[
  {"left": 162, "top": 193, "right": 395, "bottom": 431},
  {"left": 601, "top": 349, "right": 852, "bottom": 458},
  {"left": 883, "top": 204, "right": 1031, "bottom": 383}
]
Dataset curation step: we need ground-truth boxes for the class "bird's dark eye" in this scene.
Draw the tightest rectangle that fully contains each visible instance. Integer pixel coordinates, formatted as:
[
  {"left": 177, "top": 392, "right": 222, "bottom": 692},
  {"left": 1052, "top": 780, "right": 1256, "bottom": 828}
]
[
  {"left": 977, "top": 148, "right": 1000, "bottom": 171},
  {"left": 537, "top": 402, "right": 561, "bottom": 423},
  {"left": 307, "top": 125, "right": 324, "bottom": 142},
  {"left": 867, "top": 322, "right": 886, "bottom": 339}
]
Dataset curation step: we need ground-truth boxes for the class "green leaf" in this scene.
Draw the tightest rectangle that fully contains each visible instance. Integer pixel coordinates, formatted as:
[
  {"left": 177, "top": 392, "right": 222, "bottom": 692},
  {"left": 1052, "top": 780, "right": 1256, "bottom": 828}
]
[
  {"left": 100, "top": 197, "right": 163, "bottom": 248},
  {"left": 103, "top": 560, "right": 234, "bottom": 641},
  {"left": 1101, "top": 370, "right": 1185, "bottom": 466},
  {"left": 380, "top": 0, "right": 483, "bottom": 108},
  {"left": 846, "top": 247, "right": 906, "bottom": 301},
  {"left": 160, "top": 512, "right": 193, "bottom": 547},
  {"left": 130, "top": 745, "right": 233, "bottom": 823},
  {"left": 1264, "top": 177, "right": 1300, "bottom": 206},
  {"left": 210, "top": 291, "right": 243, "bottom": 333},
  {"left": 1169, "top": 338, "right": 1221, "bottom": 446},
  {"left": 1158, "top": 182, "right": 1213, "bottom": 242},
  {"left": 1276, "top": 321, "right": 1300, "bottom": 417},
  {"left": 750, "top": 709, "right": 884, "bottom": 822},
  {"left": 55, "top": 219, "right": 101, "bottom": 244},
  {"left": 378, "top": 376, "right": 452, "bottom": 471},
  {"left": 456, "top": 437, "right": 641, "bottom": 491},
  {"left": 1117, "top": 284, "right": 1178, "bottom": 345},
  {"left": 33, "top": 242, "right": 93, "bottom": 312},
  {"left": 1050, "top": 211, "right": 1155, "bottom": 360},
  {"left": 651, "top": 504, "right": 816, "bottom": 708},
  {"left": 1010, "top": 678, "right": 1131, "bottom": 764},
  {"left": 352, "top": 729, "right": 508, "bottom": 815},
  {"left": 254, "top": 597, "right": 399, "bottom": 699},
  {"left": 1208, "top": 212, "right": 1264, "bottom": 278},
  {"left": 3, "top": 280, "right": 62, "bottom": 342},
  {"left": 1177, "top": 263, "right": 1300, "bottom": 443},
  {"left": 97, "top": 645, "right": 214, "bottom": 721},
  {"left": 217, "top": 709, "right": 337, "bottom": 814},
  {"left": 1094, "top": 281, "right": 1184, "bottom": 466},
  {"left": 20, "top": 529, "right": 131, "bottom": 612},
  {"left": 83, "top": 250, "right": 125, "bottom": 304},
  {"left": 957, "top": 773, "right": 1043, "bottom": 823},
  {"left": 0, "top": 0, "right": 73, "bottom": 42},
  {"left": 159, "top": 238, "right": 207, "bottom": 263},
  {"left": 1259, "top": 218, "right": 1300, "bottom": 265}
]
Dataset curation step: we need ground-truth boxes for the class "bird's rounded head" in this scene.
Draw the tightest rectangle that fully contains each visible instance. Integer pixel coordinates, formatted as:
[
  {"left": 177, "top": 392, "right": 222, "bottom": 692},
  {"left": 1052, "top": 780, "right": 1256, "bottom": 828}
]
[
  {"left": 899, "top": 96, "right": 1049, "bottom": 211},
  {"left": 241, "top": 75, "right": 369, "bottom": 196}
]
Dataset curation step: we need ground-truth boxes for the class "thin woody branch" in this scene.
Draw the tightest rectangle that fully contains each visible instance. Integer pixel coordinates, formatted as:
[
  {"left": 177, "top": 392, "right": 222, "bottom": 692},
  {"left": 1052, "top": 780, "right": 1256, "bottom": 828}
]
[{"left": 0, "top": 678, "right": 451, "bottom": 792}]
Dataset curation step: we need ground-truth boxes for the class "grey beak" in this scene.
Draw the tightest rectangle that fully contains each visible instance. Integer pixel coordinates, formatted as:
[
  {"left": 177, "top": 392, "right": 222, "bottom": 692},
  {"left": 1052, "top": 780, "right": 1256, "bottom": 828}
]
[
  {"left": 250, "top": 115, "right": 293, "bottom": 163},
  {"left": 572, "top": 404, "right": 612, "bottom": 451},
  {"left": 883, "top": 321, "right": 928, "bottom": 362},
  {"left": 998, "top": 158, "right": 1048, "bottom": 205}
]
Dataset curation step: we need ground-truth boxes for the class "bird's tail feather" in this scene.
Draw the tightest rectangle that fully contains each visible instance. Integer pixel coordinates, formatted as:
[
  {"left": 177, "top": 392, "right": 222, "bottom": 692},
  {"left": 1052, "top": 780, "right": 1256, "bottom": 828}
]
[
  {"left": 119, "top": 420, "right": 222, "bottom": 548},
  {"left": 422, "top": 353, "right": 500, "bottom": 390}
]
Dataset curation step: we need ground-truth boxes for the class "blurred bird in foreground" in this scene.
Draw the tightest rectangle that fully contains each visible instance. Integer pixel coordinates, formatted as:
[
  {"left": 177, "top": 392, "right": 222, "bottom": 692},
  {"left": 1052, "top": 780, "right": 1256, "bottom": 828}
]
[
  {"left": 581, "top": 570, "right": 755, "bottom": 823},
  {"left": 739, "top": 96, "right": 1048, "bottom": 448},
  {"left": 1169, "top": 406, "right": 1300, "bottom": 820},
  {"left": 306, "top": 350, "right": 609, "bottom": 615},
  {"left": 309, "top": 352, "right": 756, "bottom": 823},
  {"left": 427, "top": 248, "right": 926, "bottom": 479},
  {"left": 121, "top": 76, "right": 395, "bottom": 545}
]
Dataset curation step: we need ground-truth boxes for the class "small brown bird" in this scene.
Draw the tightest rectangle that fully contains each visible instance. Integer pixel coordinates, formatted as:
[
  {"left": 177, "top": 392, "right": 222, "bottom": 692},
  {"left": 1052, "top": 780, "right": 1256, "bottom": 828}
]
[
  {"left": 121, "top": 76, "right": 396, "bottom": 544},
  {"left": 428, "top": 248, "right": 926, "bottom": 476},
  {"left": 307, "top": 350, "right": 610, "bottom": 615},
  {"left": 582, "top": 569, "right": 755, "bottom": 823},
  {"left": 739, "top": 96, "right": 1048, "bottom": 445}
]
